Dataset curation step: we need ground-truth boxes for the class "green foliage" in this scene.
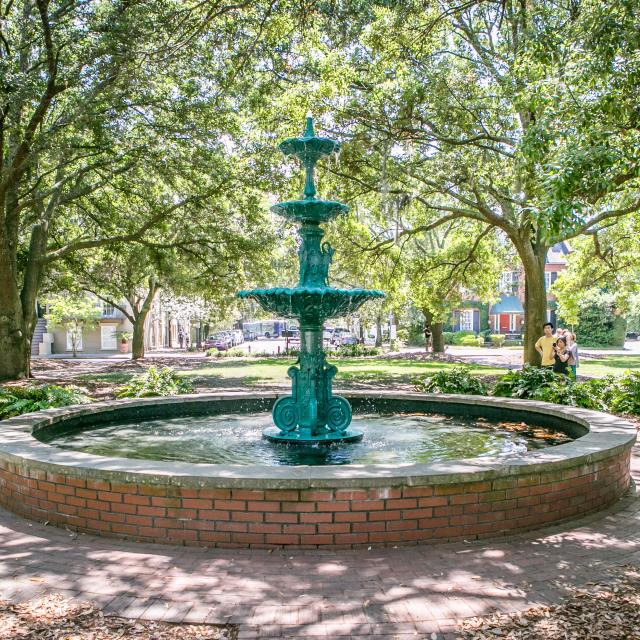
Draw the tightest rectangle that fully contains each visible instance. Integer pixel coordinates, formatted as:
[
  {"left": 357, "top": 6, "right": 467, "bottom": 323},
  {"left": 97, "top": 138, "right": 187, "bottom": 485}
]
[
  {"left": 0, "top": 385, "right": 90, "bottom": 420},
  {"left": 205, "top": 348, "right": 219, "bottom": 357},
  {"left": 490, "top": 334, "right": 506, "bottom": 347},
  {"left": 606, "top": 371, "right": 640, "bottom": 416},
  {"left": 414, "top": 366, "right": 488, "bottom": 396},
  {"left": 492, "top": 365, "right": 560, "bottom": 399},
  {"left": 44, "top": 294, "right": 102, "bottom": 356},
  {"left": 117, "top": 367, "right": 192, "bottom": 398},
  {"left": 561, "top": 290, "right": 627, "bottom": 347},
  {"left": 450, "top": 331, "right": 476, "bottom": 345},
  {"left": 332, "top": 344, "right": 383, "bottom": 357},
  {"left": 442, "top": 332, "right": 455, "bottom": 345},
  {"left": 459, "top": 335, "right": 484, "bottom": 347}
]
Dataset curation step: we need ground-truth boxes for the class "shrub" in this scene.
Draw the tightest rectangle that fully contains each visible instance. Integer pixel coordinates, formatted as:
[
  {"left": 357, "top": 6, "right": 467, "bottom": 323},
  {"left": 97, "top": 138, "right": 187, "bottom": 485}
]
[
  {"left": 414, "top": 365, "right": 488, "bottom": 395},
  {"left": 606, "top": 371, "right": 640, "bottom": 415},
  {"left": 205, "top": 347, "right": 219, "bottom": 357},
  {"left": 227, "top": 346, "right": 245, "bottom": 357},
  {"left": 490, "top": 334, "right": 506, "bottom": 347},
  {"left": 0, "top": 384, "right": 91, "bottom": 419},
  {"left": 492, "top": 364, "right": 559, "bottom": 399},
  {"left": 451, "top": 330, "right": 475, "bottom": 345},
  {"left": 459, "top": 335, "right": 484, "bottom": 347},
  {"left": 442, "top": 331, "right": 454, "bottom": 345},
  {"left": 117, "top": 367, "right": 192, "bottom": 398},
  {"left": 333, "top": 344, "right": 382, "bottom": 357}
]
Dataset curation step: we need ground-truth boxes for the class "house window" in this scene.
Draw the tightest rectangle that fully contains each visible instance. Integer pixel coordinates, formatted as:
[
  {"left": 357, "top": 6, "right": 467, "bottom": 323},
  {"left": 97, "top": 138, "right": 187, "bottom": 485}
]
[
  {"left": 103, "top": 303, "right": 115, "bottom": 317},
  {"left": 509, "top": 315, "right": 517, "bottom": 332},
  {"left": 101, "top": 325, "right": 117, "bottom": 350},
  {"left": 460, "top": 310, "right": 474, "bottom": 331},
  {"left": 66, "top": 328, "right": 83, "bottom": 351},
  {"left": 499, "top": 271, "right": 519, "bottom": 295},
  {"left": 545, "top": 271, "right": 558, "bottom": 289}
]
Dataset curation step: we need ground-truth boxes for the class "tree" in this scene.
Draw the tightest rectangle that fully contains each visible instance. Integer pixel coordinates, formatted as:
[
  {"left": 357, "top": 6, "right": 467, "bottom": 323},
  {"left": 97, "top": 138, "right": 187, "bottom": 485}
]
[
  {"left": 407, "top": 222, "right": 504, "bottom": 352},
  {"left": 44, "top": 294, "right": 100, "bottom": 357},
  {"left": 0, "top": 0, "right": 287, "bottom": 380},
  {"left": 291, "top": 0, "right": 640, "bottom": 364}
]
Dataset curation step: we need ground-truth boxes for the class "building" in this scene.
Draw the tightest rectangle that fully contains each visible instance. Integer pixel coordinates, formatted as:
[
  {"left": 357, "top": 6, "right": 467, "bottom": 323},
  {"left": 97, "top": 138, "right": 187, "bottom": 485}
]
[{"left": 450, "top": 242, "right": 571, "bottom": 338}]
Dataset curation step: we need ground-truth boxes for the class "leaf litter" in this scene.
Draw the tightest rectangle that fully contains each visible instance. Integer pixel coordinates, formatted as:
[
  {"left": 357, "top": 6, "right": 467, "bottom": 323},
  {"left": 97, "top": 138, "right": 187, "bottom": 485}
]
[
  {"left": 457, "top": 565, "right": 640, "bottom": 639},
  {"left": 0, "top": 593, "right": 236, "bottom": 640}
]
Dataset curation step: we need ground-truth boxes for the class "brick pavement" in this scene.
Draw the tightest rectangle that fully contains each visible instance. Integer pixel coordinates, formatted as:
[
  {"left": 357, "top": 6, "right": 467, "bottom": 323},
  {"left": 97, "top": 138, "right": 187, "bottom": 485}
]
[{"left": 0, "top": 440, "right": 638, "bottom": 639}]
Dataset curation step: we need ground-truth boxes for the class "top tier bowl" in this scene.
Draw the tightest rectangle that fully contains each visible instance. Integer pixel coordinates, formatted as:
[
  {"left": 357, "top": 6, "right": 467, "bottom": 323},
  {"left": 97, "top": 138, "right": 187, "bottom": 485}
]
[{"left": 278, "top": 116, "right": 341, "bottom": 165}]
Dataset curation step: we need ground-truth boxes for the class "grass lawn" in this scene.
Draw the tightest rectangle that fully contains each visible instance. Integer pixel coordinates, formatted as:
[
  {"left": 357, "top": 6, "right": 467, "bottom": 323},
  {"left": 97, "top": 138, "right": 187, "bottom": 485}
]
[
  {"left": 180, "top": 357, "right": 506, "bottom": 387},
  {"left": 578, "top": 355, "right": 640, "bottom": 378}
]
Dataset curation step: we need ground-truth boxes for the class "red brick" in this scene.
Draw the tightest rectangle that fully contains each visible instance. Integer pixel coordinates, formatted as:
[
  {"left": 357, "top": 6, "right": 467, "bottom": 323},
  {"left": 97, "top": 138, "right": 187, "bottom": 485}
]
[
  {"left": 137, "top": 506, "right": 166, "bottom": 517},
  {"left": 214, "top": 500, "right": 246, "bottom": 511},
  {"left": 368, "top": 510, "right": 402, "bottom": 521},
  {"left": 265, "top": 534, "right": 299, "bottom": 545},
  {"left": 449, "top": 515, "right": 478, "bottom": 526},
  {"left": 101, "top": 512, "right": 126, "bottom": 523},
  {"left": 249, "top": 523, "right": 281, "bottom": 534},
  {"left": 138, "top": 527, "right": 168, "bottom": 538},
  {"left": 317, "top": 523, "right": 350, "bottom": 534},
  {"left": 110, "top": 482, "right": 136, "bottom": 493},
  {"left": 151, "top": 497, "right": 181, "bottom": 507},
  {"left": 137, "top": 485, "right": 167, "bottom": 496},
  {"left": 232, "top": 511, "right": 264, "bottom": 522},
  {"left": 434, "top": 505, "right": 463, "bottom": 517},
  {"left": 386, "top": 498, "right": 417, "bottom": 509},
  {"left": 182, "top": 499, "right": 213, "bottom": 509},
  {"left": 402, "top": 508, "right": 433, "bottom": 519},
  {"left": 353, "top": 521, "right": 385, "bottom": 533},
  {"left": 300, "top": 512, "right": 332, "bottom": 523},
  {"left": 167, "top": 508, "right": 197, "bottom": 519},
  {"left": 300, "top": 490, "right": 333, "bottom": 501},
  {"left": 266, "top": 512, "right": 298, "bottom": 524},
  {"left": 199, "top": 531, "right": 231, "bottom": 543},
  {"left": 66, "top": 496, "right": 86, "bottom": 508},
  {"left": 247, "top": 501, "right": 280, "bottom": 512},
  {"left": 281, "top": 501, "right": 315, "bottom": 512},
  {"left": 216, "top": 521, "right": 248, "bottom": 532},
  {"left": 55, "top": 484, "right": 75, "bottom": 496},
  {"left": 110, "top": 523, "right": 138, "bottom": 535},
  {"left": 316, "top": 501, "right": 349, "bottom": 512},
  {"left": 418, "top": 517, "right": 449, "bottom": 529},
  {"left": 369, "top": 488, "right": 402, "bottom": 499},
  {"left": 177, "top": 488, "right": 199, "bottom": 498},
  {"left": 478, "top": 490, "right": 507, "bottom": 502},
  {"left": 418, "top": 497, "right": 448, "bottom": 507},
  {"left": 402, "top": 486, "right": 434, "bottom": 498},
  {"left": 433, "top": 526, "right": 464, "bottom": 539},
  {"left": 86, "top": 499, "right": 111, "bottom": 511},
  {"left": 351, "top": 500, "right": 384, "bottom": 511},
  {"left": 231, "top": 489, "right": 265, "bottom": 500},
  {"left": 335, "top": 489, "right": 368, "bottom": 501},
  {"left": 386, "top": 519, "right": 418, "bottom": 531},
  {"left": 198, "top": 489, "right": 231, "bottom": 500},
  {"left": 284, "top": 524, "right": 317, "bottom": 534},
  {"left": 264, "top": 490, "right": 299, "bottom": 501},
  {"left": 232, "top": 533, "right": 264, "bottom": 544},
  {"left": 86, "top": 480, "right": 110, "bottom": 491},
  {"left": 300, "top": 534, "right": 334, "bottom": 545},
  {"left": 123, "top": 494, "right": 149, "bottom": 505},
  {"left": 111, "top": 502, "right": 137, "bottom": 514},
  {"left": 450, "top": 493, "right": 479, "bottom": 505},
  {"left": 334, "top": 533, "right": 368, "bottom": 544},
  {"left": 335, "top": 511, "right": 366, "bottom": 522}
]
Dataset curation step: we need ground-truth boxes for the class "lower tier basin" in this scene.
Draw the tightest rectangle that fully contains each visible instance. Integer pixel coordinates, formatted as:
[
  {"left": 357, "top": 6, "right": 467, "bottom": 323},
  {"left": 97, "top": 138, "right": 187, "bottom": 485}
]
[{"left": 0, "top": 392, "right": 635, "bottom": 549}]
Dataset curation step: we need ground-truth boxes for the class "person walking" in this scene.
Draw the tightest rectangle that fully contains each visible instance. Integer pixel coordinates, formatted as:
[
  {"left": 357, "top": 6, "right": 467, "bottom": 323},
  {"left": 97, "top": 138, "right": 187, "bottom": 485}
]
[
  {"left": 552, "top": 337, "right": 571, "bottom": 375},
  {"left": 566, "top": 332, "right": 579, "bottom": 378},
  {"left": 535, "top": 322, "right": 556, "bottom": 368},
  {"left": 178, "top": 330, "right": 184, "bottom": 349}
]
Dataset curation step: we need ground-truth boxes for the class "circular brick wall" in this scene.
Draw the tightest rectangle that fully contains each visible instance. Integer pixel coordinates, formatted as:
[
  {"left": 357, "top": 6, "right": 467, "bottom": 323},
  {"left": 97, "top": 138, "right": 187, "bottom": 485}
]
[{"left": 0, "top": 392, "right": 635, "bottom": 548}]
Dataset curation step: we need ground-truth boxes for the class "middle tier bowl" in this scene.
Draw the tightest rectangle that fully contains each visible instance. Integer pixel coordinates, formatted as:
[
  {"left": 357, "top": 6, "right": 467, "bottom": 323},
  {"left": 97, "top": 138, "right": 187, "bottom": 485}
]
[
  {"left": 237, "top": 286, "right": 385, "bottom": 323},
  {"left": 270, "top": 198, "right": 349, "bottom": 224}
]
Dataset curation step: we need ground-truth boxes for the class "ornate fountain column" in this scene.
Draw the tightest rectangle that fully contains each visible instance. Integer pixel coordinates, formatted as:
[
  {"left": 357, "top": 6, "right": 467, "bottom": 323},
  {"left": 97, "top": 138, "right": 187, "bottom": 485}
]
[{"left": 238, "top": 117, "right": 384, "bottom": 443}]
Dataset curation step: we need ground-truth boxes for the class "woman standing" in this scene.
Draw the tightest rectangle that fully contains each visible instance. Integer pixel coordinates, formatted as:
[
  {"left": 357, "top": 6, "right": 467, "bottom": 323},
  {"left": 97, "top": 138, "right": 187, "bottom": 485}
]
[
  {"left": 566, "top": 332, "right": 579, "bottom": 378},
  {"left": 553, "top": 337, "right": 571, "bottom": 376}
]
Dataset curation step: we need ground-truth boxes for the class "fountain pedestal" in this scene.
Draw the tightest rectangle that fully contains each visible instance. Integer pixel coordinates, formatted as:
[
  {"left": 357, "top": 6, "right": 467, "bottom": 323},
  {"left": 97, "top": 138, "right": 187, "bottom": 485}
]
[{"left": 238, "top": 117, "right": 384, "bottom": 443}]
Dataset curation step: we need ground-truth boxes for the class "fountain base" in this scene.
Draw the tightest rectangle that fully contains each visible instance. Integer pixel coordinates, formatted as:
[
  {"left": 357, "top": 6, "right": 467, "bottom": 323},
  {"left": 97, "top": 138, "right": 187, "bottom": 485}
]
[{"left": 262, "top": 426, "right": 364, "bottom": 444}]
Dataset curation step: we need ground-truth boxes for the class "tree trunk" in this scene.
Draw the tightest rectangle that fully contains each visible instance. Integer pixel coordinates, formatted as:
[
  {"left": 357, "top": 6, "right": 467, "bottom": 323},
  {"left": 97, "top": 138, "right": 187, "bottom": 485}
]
[
  {"left": 131, "top": 316, "right": 146, "bottom": 359},
  {"left": 0, "top": 239, "right": 29, "bottom": 380},
  {"left": 432, "top": 322, "right": 445, "bottom": 353},
  {"left": 517, "top": 240, "right": 548, "bottom": 366},
  {"left": 375, "top": 313, "right": 383, "bottom": 347}
]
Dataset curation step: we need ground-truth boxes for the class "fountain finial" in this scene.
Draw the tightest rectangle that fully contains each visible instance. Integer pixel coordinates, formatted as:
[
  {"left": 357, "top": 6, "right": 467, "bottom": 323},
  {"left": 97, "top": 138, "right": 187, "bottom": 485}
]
[{"left": 304, "top": 115, "right": 315, "bottom": 138}]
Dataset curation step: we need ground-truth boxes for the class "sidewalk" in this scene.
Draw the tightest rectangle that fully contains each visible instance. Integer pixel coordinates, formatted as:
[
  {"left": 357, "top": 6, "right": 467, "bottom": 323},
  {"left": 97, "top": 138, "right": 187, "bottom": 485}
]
[{"left": 1, "top": 442, "right": 638, "bottom": 639}]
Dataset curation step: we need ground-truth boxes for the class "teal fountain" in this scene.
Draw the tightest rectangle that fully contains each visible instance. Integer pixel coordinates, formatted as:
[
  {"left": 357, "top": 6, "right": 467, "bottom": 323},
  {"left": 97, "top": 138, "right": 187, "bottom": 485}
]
[{"left": 238, "top": 117, "right": 385, "bottom": 444}]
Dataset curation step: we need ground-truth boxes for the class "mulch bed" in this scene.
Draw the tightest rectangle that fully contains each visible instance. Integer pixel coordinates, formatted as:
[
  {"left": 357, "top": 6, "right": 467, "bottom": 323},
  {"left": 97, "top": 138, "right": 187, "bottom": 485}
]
[
  {"left": 0, "top": 594, "right": 236, "bottom": 640},
  {"left": 457, "top": 565, "right": 640, "bottom": 639}
]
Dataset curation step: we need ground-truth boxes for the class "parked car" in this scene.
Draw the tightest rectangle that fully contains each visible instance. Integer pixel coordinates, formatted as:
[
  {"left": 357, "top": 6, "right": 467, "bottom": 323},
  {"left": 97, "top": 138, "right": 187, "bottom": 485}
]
[
  {"left": 204, "top": 334, "right": 232, "bottom": 350},
  {"left": 364, "top": 334, "right": 377, "bottom": 346},
  {"left": 231, "top": 329, "right": 244, "bottom": 345},
  {"left": 338, "top": 333, "right": 358, "bottom": 346},
  {"left": 626, "top": 331, "right": 639, "bottom": 341}
]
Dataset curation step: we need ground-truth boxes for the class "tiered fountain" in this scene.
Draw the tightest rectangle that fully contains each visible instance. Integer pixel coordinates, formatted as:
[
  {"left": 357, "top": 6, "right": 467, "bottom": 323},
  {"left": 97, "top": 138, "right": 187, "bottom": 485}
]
[{"left": 238, "top": 117, "right": 385, "bottom": 443}]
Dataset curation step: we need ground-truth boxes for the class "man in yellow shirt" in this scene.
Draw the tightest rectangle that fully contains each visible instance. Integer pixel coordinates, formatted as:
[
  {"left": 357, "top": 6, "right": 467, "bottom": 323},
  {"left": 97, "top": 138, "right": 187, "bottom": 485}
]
[{"left": 535, "top": 322, "right": 556, "bottom": 368}]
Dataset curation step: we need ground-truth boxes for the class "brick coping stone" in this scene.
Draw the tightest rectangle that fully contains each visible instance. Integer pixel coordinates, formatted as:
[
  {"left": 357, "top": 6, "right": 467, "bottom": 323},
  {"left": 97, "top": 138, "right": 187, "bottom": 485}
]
[{"left": 0, "top": 391, "right": 636, "bottom": 548}]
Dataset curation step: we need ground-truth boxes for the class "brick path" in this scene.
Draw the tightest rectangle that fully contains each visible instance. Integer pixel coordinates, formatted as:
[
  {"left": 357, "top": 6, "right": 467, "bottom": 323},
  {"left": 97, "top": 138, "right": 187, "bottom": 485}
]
[{"left": 1, "top": 441, "right": 638, "bottom": 639}]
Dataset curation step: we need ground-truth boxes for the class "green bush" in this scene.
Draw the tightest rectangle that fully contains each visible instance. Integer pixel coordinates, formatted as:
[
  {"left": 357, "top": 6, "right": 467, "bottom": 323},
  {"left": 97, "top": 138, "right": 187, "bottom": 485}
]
[
  {"left": 492, "top": 364, "right": 559, "bottom": 399},
  {"left": 205, "top": 347, "right": 219, "bottom": 357},
  {"left": 459, "top": 335, "right": 484, "bottom": 347},
  {"left": 606, "top": 371, "right": 640, "bottom": 415},
  {"left": 490, "top": 334, "right": 506, "bottom": 347},
  {"left": 442, "top": 331, "right": 454, "bottom": 345},
  {"left": 414, "top": 365, "right": 488, "bottom": 395},
  {"left": 451, "top": 330, "right": 475, "bottom": 345},
  {"left": 117, "top": 367, "right": 192, "bottom": 398},
  {"left": 563, "top": 290, "right": 627, "bottom": 347},
  {"left": 0, "top": 384, "right": 91, "bottom": 420},
  {"left": 333, "top": 344, "right": 382, "bottom": 357}
]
